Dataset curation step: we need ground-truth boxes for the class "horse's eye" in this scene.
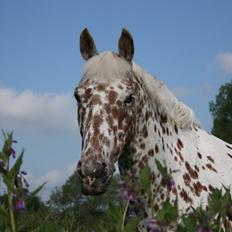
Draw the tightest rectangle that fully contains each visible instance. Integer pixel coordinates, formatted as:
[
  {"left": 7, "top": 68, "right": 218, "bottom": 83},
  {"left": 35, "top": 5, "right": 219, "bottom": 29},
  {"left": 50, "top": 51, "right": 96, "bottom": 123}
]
[
  {"left": 74, "top": 92, "right": 81, "bottom": 104},
  {"left": 124, "top": 94, "right": 134, "bottom": 104}
]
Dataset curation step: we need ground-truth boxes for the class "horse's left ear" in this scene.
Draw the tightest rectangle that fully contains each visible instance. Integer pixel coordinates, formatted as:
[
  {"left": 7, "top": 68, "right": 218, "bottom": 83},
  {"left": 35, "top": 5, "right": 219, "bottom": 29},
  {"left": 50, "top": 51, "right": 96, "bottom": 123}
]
[
  {"left": 80, "top": 28, "right": 98, "bottom": 61},
  {"left": 118, "top": 28, "right": 134, "bottom": 62}
]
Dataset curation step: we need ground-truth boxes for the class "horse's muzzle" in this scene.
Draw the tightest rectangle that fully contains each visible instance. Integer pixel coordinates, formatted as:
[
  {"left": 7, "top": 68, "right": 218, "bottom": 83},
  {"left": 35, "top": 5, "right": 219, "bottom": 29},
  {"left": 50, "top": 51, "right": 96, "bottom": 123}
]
[{"left": 76, "top": 158, "right": 115, "bottom": 195}]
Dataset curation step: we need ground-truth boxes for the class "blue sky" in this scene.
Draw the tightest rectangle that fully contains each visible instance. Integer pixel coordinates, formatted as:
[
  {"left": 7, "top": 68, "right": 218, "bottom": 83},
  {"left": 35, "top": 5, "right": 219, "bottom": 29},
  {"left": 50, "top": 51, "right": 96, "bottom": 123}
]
[{"left": 0, "top": 1, "right": 232, "bottom": 197}]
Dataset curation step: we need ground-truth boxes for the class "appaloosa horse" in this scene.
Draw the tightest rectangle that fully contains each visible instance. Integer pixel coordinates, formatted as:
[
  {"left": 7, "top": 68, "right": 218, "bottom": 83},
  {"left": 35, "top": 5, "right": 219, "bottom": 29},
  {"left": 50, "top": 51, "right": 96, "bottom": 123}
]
[{"left": 75, "top": 28, "right": 232, "bottom": 231}]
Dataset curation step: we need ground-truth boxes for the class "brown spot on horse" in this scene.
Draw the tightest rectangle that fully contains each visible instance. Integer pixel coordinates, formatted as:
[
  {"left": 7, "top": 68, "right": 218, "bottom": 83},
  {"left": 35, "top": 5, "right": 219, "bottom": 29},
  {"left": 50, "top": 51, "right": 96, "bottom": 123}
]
[
  {"left": 185, "top": 161, "right": 198, "bottom": 179},
  {"left": 108, "top": 90, "right": 118, "bottom": 105}
]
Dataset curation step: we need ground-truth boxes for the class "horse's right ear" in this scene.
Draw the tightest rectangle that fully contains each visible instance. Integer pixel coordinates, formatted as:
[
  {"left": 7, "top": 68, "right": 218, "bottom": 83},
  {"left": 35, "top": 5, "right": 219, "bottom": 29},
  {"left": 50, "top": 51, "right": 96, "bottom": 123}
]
[
  {"left": 80, "top": 28, "right": 98, "bottom": 61},
  {"left": 118, "top": 28, "right": 134, "bottom": 62}
]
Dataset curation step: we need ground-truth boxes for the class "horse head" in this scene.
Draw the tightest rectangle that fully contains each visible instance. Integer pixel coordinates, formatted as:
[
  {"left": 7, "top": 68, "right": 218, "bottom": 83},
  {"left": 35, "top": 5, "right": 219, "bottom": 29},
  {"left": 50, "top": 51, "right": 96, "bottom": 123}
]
[{"left": 75, "top": 28, "right": 142, "bottom": 194}]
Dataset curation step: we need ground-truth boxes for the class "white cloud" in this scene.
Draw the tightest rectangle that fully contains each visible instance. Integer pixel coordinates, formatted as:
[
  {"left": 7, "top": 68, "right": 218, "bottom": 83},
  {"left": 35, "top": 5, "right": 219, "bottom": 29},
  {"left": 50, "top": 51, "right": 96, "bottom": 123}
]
[
  {"left": 0, "top": 87, "right": 81, "bottom": 200},
  {"left": 28, "top": 163, "right": 76, "bottom": 200},
  {"left": 217, "top": 52, "right": 232, "bottom": 74},
  {"left": 0, "top": 87, "right": 78, "bottom": 132}
]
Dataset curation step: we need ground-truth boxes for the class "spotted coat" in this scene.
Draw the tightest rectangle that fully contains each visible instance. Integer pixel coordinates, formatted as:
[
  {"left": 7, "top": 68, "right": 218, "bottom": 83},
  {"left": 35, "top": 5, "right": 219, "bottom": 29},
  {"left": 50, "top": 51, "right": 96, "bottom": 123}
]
[{"left": 75, "top": 28, "right": 232, "bottom": 231}]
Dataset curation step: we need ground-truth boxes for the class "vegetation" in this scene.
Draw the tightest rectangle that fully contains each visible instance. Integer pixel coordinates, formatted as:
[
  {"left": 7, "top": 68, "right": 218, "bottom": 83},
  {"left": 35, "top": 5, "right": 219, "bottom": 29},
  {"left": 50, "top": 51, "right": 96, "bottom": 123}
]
[
  {"left": 0, "top": 132, "right": 45, "bottom": 232},
  {"left": 209, "top": 80, "right": 232, "bottom": 143},
  {"left": 1, "top": 129, "right": 232, "bottom": 231}
]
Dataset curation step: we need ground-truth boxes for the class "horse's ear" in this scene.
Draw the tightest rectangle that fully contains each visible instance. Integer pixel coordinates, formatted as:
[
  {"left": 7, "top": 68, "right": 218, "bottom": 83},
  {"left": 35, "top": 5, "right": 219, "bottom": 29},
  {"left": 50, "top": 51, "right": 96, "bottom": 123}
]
[
  {"left": 80, "top": 28, "right": 98, "bottom": 60},
  {"left": 118, "top": 28, "right": 134, "bottom": 62}
]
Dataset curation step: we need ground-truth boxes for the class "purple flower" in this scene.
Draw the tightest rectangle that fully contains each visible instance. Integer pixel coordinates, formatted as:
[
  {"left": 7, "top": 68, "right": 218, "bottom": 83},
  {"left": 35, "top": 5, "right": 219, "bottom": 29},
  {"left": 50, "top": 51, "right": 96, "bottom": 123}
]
[
  {"left": 123, "top": 189, "right": 137, "bottom": 203},
  {"left": 15, "top": 200, "right": 26, "bottom": 210},
  {"left": 12, "top": 140, "right": 18, "bottom": 143},
  {"left": 197, "top": 227, "right": 212, "bottom": 232},
  {"left": 167, "top": 178, "right": 177, "bottom": 193},
  {"left": 21, "top": 170, "right": 27, "bottom": 175},
  {"left": 9, "top": 148, "right": 16, "bottom": 158},
  {"left": 145, "top": 218, "right": 161, "bottom": 232},
  {"left": 23, "top": 178, "right": 29, "bottom": 188}
]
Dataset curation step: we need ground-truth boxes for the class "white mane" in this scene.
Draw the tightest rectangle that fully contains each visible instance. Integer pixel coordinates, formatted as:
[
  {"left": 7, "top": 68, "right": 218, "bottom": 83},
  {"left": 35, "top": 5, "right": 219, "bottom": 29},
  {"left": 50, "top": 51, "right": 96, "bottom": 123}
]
[
  {"left": 82, "top": 52, "right": 199, "bottom": 129},
  {"left": 133, "top": 63, "right": 199, "bottom": 129}
]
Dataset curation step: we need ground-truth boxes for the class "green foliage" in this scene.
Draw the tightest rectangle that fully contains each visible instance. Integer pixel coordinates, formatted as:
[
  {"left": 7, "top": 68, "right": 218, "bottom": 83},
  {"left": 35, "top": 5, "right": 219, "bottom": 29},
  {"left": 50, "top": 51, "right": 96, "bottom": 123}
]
[
  {"left": 156, "top": 200, "right": 178, "bottom": 224},
  {"left": 176, "top": 215, "right": 197, "bottom": 232},
  {"left": 155, "top": 159, "right": 168, "bottom": 178},
  {"left": 209, "top": 80, "right": 232, "bottom": 143},
  {"left": 139, "top": 165, "right": 151, "bottom": 191},
  {"left": 0, "top": 132, "right": 44, "bottom": 232},
  {"left": 208, "top": 187, "right": 232, "bottom": 219},
  {"left": 47, "top": 173, "right": 125, "bottom": 231},
  {"left": 123, "top": 217, "right": 141, "bottom": 232},
  {"left": 8, "top": 152, "right": 23, "bottom": 182},
  {"left": 1, "top": 133, "right": 232, "bottom": 231}
]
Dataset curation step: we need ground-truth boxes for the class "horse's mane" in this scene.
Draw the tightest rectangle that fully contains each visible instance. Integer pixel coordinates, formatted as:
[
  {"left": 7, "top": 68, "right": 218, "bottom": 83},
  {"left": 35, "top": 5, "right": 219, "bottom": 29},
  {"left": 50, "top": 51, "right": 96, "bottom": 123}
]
[
  {"left": 82, "top": 52, "right": 199, "bottom": 129},
  {"left": 133, "top": 64, "right": 199, "bottom": 129}
]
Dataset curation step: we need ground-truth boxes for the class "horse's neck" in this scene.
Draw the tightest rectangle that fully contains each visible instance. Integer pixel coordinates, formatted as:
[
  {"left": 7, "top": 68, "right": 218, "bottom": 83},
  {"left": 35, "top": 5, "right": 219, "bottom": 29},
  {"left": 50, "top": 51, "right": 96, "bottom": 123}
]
[
  {"left": 133, "top": 104, "right": 195, "bottom": 172},
  {"left": 119, "top": 91, "right": 232, "bottom": 215},
  {"left": 130, "top": 102, "right": 232, "bottom": 214},
  {"left": 123, "top": 103, "right": 199, "bottom": 214}
]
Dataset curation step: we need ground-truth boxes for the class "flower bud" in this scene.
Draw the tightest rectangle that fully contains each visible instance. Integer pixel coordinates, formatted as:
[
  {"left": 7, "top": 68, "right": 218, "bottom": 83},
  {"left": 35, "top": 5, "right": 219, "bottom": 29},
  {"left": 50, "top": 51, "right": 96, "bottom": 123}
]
[{"left": 15, "top": 200, "right": 26, "bottom": 210}]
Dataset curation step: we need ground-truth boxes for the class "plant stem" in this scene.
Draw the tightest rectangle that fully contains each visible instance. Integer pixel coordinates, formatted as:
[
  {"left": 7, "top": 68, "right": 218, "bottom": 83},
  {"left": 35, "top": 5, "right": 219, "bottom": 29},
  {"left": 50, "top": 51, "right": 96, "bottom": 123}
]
[
  {"left": 121, "top": 201, "right": 129, "bottom": 231},
  {"left": 8, "top": 190, "right": 16, "bottom": 232},
  {"left": 6, "top": 154, "right": 16, "bottom": 232}
]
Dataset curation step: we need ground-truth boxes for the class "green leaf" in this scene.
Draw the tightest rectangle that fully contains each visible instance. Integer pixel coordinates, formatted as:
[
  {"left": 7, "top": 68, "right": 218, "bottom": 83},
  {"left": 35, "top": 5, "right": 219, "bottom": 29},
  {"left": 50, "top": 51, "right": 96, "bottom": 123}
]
[
  {"left": 8, "top": 150, "right": 24, "bottom": 181},
  {"left": 139, "top": 164, "right": 151, "bottom": 191},
  {"left": 2, "top": 175, "right": 15, "bottom": 192},
  {"left": 155, "top": 159, "right": 168, "bottom": 177},
  {"left": 156, "top": 200, "right": 178, "bottom": 223},
  {"left": 124, "top": 217, "right": 141, "bottom": 232},
  {"left": 176, "top": 214, "right": 197, "bottom": 232},
  {"left": 0, "top": 204, "right": 8, "bottom": 218},
  {"left": 30, "top": 182, "right": 47, "bottom": 197},
  {"left": 1, "top": 131, "right": 13, "bottom": 162},
  {"left": 208, "top": 187, "right": 231, "bottom": 218}
]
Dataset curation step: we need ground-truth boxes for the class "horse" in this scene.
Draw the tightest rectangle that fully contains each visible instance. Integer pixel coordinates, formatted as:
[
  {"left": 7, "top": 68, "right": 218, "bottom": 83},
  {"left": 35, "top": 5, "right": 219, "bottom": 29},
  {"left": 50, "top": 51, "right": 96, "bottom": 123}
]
[{"left": 75, "top": 28, "right": 232, "bottom": 231}]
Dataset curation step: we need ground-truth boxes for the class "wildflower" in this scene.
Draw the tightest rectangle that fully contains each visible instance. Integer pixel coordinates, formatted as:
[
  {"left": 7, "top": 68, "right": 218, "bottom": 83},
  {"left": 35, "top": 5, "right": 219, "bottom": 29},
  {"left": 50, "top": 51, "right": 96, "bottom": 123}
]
[
  {"left": 197, "top": 227, "right": 213, "bottom": 232},
  {"left": 15, "top": 172, "right": 29, "bottom": 188},
  {"left": 23, "top": 178, "right": 29, "bottom": 188},
  {"left": 21, "top": 170, "right": 27, "bottom": 175},
  {"left": 15, "top": 199, "right": 26, "bottom": 210},
  {"left": 145, "top": 218, "right": 161, "bottom": 232},
  {"left": 9, "top": 147, "right": 16, "bottom": 158},
  {"left": 166, "top": 177, "right": 177, "bottom": 193},
  {"left": 123, "top": 189, "right": 137, "bottom": 203}
]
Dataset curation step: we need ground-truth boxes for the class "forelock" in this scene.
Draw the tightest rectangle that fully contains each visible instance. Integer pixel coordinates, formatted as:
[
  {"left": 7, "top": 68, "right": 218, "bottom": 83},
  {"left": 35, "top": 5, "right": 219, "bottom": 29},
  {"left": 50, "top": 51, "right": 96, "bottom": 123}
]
[{"left": 81, "top": 52, "right": 132, "bottom": 84}]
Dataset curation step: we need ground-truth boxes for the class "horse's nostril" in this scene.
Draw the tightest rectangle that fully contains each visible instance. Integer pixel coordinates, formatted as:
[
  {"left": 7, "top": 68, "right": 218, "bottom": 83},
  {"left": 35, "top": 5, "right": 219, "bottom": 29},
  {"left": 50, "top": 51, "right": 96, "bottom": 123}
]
[
  {"left": 92, "top": 162, "right": 107, "bottom": 178},
  {"left": 118, "top": 131, "right": 125, "bottom": 139},
  {"left": 102, "top": 162, "right": 107, "bottom": 167},
  {"left": 77, "top": 167, "right": 84, "bottom": 178},
  {"left": 76, "top": 161, "right": 85, "bottom": 178}
]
